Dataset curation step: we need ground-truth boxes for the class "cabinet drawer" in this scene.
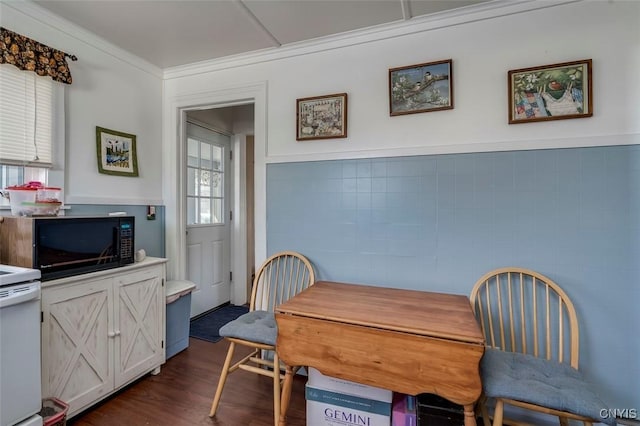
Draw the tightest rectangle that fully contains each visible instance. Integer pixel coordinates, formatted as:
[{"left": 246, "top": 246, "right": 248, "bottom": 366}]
[{"left": 116, "top": 265, "right": 163, "bottom": 286}]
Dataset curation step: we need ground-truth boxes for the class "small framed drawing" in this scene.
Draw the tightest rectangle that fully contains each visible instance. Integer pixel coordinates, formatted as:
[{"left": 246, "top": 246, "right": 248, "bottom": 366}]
[
  {"left": 296, "top": 93, "right": 347, "bottom": 141},
  {"left": 389, "top": 59, "right": 453, "bottom": 116},
  {"left": 508, "top": 59, "right": 592, "bottom": 124},
  {"left": 96, "top": 126, "right": 139, "bottom": 177}
]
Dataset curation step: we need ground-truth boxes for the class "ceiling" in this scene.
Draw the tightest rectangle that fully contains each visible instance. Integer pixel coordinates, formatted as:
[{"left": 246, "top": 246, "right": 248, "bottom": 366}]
[{"left": 34, "top": 0, "right": 491, "bottom": 69}]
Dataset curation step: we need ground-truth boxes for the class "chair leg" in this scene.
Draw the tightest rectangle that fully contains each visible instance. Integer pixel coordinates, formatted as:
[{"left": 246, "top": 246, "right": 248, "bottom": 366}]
[
  {"left": 478, "top": 395, "right": 491, "bottom": 426},
  {"left": 209, "top": 341, "right": 236, "bottom": 417},
  {"left": 492, "top": 399, "right": 504, "bottom": 426},
  {"left": 559, "top": 417, "right": 569, "bottom": 426},
  {"left": 273, "top": 351, "right": 281, "bottom": 426}
]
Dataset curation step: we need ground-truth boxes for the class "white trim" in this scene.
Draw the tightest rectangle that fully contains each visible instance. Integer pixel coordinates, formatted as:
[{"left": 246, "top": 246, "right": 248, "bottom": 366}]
[
  {"left": 163, "top": 81, "right": 267, "bottom": 300},
  {"left": 263, "top": 133, "right": 640, "bottom": 164},
  {"left": 4, "top": 0, "right": 163, "bottom": 78},
  {"left": 163, "top": 0, "right": 579, "bottom": 79},
  {"left": 231, "top": 134, "right": 248, "bottom": 305}
]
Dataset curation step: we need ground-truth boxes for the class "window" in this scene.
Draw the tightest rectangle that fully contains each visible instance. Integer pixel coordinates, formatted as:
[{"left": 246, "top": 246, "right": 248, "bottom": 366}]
[
  {"left": 186, "top": 123, "right": 228, "bottom": 225},
  {"left": 0, "top": 65, "right": 63, "bottom": 204}
]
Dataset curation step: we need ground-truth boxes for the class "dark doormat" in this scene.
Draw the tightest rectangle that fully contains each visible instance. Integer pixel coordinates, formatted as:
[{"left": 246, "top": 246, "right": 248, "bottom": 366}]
[{"left": 189, "top": 304, "right": 249, "bottom": 343}]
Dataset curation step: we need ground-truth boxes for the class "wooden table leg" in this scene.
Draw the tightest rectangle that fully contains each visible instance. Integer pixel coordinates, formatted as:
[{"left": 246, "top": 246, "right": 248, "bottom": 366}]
[
  {"left": 464, "top": 404, "right": 477, "bottom": 426},
  {"left": 279, "top": 365, "right": 294, "bottom": 426}
]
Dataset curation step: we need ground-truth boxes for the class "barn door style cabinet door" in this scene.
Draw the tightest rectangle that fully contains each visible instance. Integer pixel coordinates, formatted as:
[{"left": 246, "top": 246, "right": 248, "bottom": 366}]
[{"left": 41, "top": 258, "right": 167, "bottom": 417}]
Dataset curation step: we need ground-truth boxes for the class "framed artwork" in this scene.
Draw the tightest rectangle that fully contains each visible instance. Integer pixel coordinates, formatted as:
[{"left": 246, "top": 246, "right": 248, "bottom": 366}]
[
  {"left": 508, "top": 59, "right": 592, "bottom": 124},
  {"left": 389, "top": 59, "right": 453, "bottom": 116},
  {"left": 296, "top": 93, "right": 347, "bottom": 141},
  {"left": 96, "top": 126, "right": 139, "bottom": 176}
]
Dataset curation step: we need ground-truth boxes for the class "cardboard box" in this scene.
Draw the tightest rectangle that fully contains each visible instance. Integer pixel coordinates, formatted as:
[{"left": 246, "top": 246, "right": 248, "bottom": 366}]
[
  {"left": 307, "top": 368, "right": 393, "bottom": 403},
  {"left": 392, "top": 393, "right": 417, "bottom": 426},
  {"left": 306, "top": 385, "right": 391, "bottom": 426}
]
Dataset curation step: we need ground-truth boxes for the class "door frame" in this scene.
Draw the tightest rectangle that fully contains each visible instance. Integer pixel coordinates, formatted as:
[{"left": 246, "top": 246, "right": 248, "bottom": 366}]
[{"left": 163, "top": 82, "right": 267, "bottom": 305}]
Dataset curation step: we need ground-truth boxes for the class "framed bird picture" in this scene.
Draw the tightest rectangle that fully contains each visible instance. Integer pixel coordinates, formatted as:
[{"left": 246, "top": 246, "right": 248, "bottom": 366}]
[
  {"left": 508, "top": 59, "right": 592, "bottom": 124},
  {"left": 96, "top": 126, "right": 139, "bottom": 177},
  {"left": 389, "top": 59, "right": 453, "bottom": 116}
]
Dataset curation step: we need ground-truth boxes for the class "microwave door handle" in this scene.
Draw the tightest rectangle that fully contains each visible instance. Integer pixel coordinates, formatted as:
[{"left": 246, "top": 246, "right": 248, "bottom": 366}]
[{"left": 114, "top": 226, "right": 120, "bottom": 259}]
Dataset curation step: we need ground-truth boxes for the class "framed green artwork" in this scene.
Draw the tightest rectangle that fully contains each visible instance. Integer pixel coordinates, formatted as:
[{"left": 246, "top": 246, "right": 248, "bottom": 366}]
[{"left": 96, "top": 126, "right": 139, "bottom": 177}]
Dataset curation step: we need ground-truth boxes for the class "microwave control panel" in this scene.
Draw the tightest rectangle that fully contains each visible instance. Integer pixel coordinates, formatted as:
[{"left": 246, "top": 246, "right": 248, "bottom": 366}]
[{"left": 119, "top": 220, "right": 134, "bottom": 263}]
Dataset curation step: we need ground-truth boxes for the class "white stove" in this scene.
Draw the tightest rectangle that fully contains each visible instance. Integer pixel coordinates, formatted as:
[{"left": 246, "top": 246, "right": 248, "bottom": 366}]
[
  {"left": 0, "top": 264, "right": 41, "bottom": 286},
  {"left": 0, "top": 264, "right": 43, "bottom": 426}
]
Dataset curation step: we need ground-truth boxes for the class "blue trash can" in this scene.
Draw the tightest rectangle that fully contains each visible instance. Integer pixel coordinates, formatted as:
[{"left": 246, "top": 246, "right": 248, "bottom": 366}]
[{"left": 165, "top": 280, "right": 196, "bottom": 359}]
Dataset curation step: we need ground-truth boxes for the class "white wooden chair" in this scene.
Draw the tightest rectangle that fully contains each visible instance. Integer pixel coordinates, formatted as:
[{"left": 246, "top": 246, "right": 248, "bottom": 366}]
[
  {"left": 470, "top": 267, "right": 614, "bottom": 426},
  {"left": 209, "top": 251, "right": 315, "bottom": 425}
]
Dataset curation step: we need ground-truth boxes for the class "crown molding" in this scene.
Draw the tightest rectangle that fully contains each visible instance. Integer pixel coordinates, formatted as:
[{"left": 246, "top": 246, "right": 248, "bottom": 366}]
[
  {"left": 1, "top": 0, "right": 163, "bottom": 78},
  {"left": 1, "top": 0, "right": 582, "bottom": 82},
  {"left": 163, "top": 0, "right": 581, "bottom": 80}
]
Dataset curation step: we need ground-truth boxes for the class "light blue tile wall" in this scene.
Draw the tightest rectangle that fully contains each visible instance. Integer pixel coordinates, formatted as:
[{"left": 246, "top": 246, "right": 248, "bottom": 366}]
[{"left": 267, "top": 144, "right": 640, "bottom": 410}]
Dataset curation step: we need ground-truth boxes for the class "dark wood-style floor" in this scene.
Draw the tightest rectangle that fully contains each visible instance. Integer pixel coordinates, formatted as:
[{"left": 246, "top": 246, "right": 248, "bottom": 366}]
[{"left": 68, "top": 338, "right": 307, "bottom": 426}]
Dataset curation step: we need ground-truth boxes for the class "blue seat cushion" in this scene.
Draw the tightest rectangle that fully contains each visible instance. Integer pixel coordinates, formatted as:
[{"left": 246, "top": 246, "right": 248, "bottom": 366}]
[
  {"left": 481, "top": 348, "right": 616, "bottom": 425},
  {"left": 218, "top": 310, "right": 276, "bottom": 345}
]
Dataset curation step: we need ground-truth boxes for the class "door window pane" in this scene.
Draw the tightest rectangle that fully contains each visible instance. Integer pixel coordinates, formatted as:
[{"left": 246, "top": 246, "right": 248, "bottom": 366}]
[
  {"left": 187, "top": 197, "right": 196, "bottom": 224},
  {"left": 211, "top": 171, "right": 222, "bottom": 197},
  {"left": 212, "top": 198, "right": 222, "bottom": 224},
  {"left": 200, "top": 198, "right": 211, "bottom": 224},
  {"left": 187, "top": 167, "right": 197, "bottom": 196},
  {"left": 199, "top": 170, "right": 211, "bottom": 196},
  {"left": 212, "top": 146, "right": 222, "bottom": 171},
  {"left": 201, "top": 141, "right": 212, "bottom": 170},
  {"left": 187, "top": 138, "right": 199, "bottom": 167}
]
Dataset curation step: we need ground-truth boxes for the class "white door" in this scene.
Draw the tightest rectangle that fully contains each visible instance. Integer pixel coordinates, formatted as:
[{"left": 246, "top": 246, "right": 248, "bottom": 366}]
[{"left": 185, "top": 122, "right": 231, "bottom": 317}]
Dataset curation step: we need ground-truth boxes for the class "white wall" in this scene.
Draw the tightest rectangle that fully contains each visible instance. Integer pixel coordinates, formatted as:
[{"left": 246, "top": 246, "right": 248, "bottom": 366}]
[
  {"left": 165, "top": 1, "right": 639, "bottom": 163},
  {"left": 163, "top": 0, "right": 639, "bottom": 273},
  {"left": 1, "top": 1, "right": 163, "bottom": 205}
]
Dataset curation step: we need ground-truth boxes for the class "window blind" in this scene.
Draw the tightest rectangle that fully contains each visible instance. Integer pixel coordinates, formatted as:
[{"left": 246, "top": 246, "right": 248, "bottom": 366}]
[{"left": 0, "top": 64, "right": 54, "bottom": 167}]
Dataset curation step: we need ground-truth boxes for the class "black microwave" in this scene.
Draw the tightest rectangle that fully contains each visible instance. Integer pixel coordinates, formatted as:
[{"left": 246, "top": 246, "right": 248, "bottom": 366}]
[{"left": 0, "top": 215, "right": 135, "bottom": 281}]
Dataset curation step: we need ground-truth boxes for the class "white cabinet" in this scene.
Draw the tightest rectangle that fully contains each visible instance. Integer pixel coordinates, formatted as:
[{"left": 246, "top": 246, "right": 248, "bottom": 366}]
[{"left": 41, "top": 258, "right": 167, "bottom": 417}]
